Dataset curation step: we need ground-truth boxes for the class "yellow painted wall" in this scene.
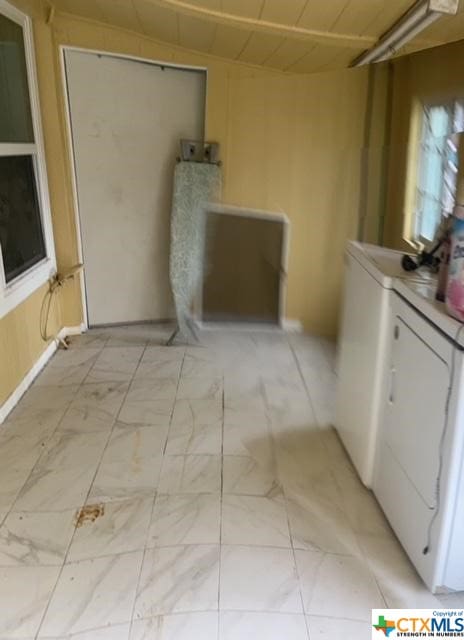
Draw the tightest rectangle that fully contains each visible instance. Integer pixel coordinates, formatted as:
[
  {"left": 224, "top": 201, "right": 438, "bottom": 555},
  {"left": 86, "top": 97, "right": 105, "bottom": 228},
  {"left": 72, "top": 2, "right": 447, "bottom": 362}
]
[
  {"left": 222, "top": 69, "right": 373, "bottom": 335},
  {"left": 0, "top": 0, "right": 70, "bottom": 408},
  {"left": 385, "top": 39, "right": 464, "bottom": 251},
  {"left": 53, "top": 14, "right": 382, "bottom": 336},
  {"left": 0, "top": 283, "right": 62, "bottom": 405},
  {"left": 1, "top": 1, "right": 386, "bottom": 407}
]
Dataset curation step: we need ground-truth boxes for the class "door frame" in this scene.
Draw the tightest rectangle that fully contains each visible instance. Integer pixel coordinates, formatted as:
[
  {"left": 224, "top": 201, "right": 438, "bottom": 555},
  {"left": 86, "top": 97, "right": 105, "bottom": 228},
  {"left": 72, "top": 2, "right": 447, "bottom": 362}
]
[{"left": 59, "top": 45, "right": 207, "bottom": 329}]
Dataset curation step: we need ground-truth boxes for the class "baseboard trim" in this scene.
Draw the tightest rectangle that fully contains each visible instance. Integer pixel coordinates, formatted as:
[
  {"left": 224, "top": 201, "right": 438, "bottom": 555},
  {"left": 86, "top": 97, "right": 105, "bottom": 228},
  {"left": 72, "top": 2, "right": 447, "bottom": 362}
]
[
  {"left": 282, "top": 318, "right": 304, "bottom": 333},
  {"left": 59, "top": 323, "right": 87, "bottom": 338},
  {"left": 0, "top": 324, "right": 84, "bottom": 425}
]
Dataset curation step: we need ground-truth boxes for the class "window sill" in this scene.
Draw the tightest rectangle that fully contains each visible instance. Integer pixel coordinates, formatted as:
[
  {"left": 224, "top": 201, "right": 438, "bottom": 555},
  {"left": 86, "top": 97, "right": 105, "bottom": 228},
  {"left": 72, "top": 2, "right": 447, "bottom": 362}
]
[
  {"left": 0, "top": 257, "right": 57, "bottom": 320},
  {"left": 403, "top": 236, "right": 424, "bottom": 252}
]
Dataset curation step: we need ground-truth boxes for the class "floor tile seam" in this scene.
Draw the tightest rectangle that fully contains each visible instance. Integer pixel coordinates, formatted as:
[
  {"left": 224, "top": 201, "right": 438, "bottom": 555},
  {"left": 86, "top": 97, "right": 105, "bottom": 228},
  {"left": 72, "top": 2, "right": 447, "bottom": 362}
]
[
  {"left": 161, "top": 452, "right": 222, "bottom": 459},
  {"left": 317, "top": 456, "right": 386, "bottom": 593},
  {"left": 161, "top": 349, "right": 187, "bottom": 458},
  {"left": 113, "top": 421, "right": 175, "bottom": 431},
  {"left": 51, "top": 426, "right": 114, "bottom": 436},
  {"left": 41, "top": 347, "right": 102, "bottom": 367},
  {"left": 219, "top": 489, "right": 286, "bottom": 498},
  {"left": 219, "top": 542, "right": 303, "bottom": 553},
  {"left": 127, "top": 442, "right": 169, "bottom": 635},
  {"left": 35, "top": 547, "right": 143, "bottom": 639},
  {"left": 81, "top": 376, "right": 143, "bottom": 385},
  {"left": 250, "top": 375, "right": 290, "bottom": 508},
  {"left": 37, "top": 611, "right": 224, "bottom": 639},
  {"left": 156, "top": 489, "right": 221, "bottom": 497},
  {"left": 218, "top": 607, "right": 310, "bottom": 615},
  {"left": 66, "top": 546, "right": 148, "bottom": 566},
  {"left": 103, "top": 341, "right": 149, "bottom": 349},
  {"left": 19, "top": 494, "right": 156, "bottom": 514},
  {"left": 6, "top": 352, "right": 105, "bottom": 526},
  {"left": 33, "top": 343, "right": 148, "bottom": 639},
  {"left": 291, "top": 539, "right": 326, "bottom": 618},
  {"left": 286, "top": 335, "right": 360, "bottom": 535},
  {"left": 129, "top": 346, "right": 187, "bottom": 638},
  {"left": 217, "top": 373, "right": 225, "bottom": 639},
  {"left": 274, "top": 445, "right": 311, "bottom": 639},
  {"left": 305, "top": 612, "right": 374, "bottom": 622},
  {"left": 33, "top": 547, "right": 143, "bottom": 638},
  {"left": 80, "top": 348, "right": 147, "bottom": 387},
  {"left": 0, "top": 558, "right": 67, "bottom": 569},
  {"left": 66, "top": 538, "right": 155, "bottom": 565},
  {"left": 131, "top": 541, "right": 306, "bottom": 558},
  {"left": 285, "top": 508, "right": 386, "bottom": 615},
  {"left": 20, "top": 453, "right": 109, "bottom": 476},
  {"left": 285, "top": 336, "right": 322, "bottom": 430},
  {"left": 97, "top": 450, "right": 167, "bottom": 468},
  {"left": 36, "top": 619, "right": 130, "bottom": 639},
  {"left": 35, "top": 607, "right": 374, "bottom": 626},
  {"left": 77, "top": 340, "right": 149, "bottom": 511},
  {"left": 5, "top": 498, "right": 151, "bottom": 514},
  {"left": 349, "top": 530, "right": 389, "bottom": 609},
  {"left": 133, "top": 609, "right": 220, "bottom": 622}
]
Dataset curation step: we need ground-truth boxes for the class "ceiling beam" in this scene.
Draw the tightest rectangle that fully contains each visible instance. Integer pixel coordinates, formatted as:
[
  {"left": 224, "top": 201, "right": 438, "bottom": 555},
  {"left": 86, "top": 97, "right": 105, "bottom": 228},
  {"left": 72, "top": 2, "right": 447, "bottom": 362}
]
[{"left": 146, "top": 0, "right": 378, "bottom": 49}]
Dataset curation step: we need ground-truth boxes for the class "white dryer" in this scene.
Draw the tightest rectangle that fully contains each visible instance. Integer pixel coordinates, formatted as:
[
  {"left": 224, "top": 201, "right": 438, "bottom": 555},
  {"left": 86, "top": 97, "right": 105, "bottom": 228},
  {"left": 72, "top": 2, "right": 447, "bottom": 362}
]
[
  {"left": 374, "top": 280, "right": 464, "bottom": 592},
  {"left": 336, "top": 241, "right": 431, "bottom": 487}
]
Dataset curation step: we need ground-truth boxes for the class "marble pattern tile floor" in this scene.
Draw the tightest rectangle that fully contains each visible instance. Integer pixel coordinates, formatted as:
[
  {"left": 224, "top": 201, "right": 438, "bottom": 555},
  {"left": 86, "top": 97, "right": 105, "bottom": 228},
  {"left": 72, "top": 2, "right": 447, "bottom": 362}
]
[{"left": 0, "top": 324, "right": 451, "bottom": 639}]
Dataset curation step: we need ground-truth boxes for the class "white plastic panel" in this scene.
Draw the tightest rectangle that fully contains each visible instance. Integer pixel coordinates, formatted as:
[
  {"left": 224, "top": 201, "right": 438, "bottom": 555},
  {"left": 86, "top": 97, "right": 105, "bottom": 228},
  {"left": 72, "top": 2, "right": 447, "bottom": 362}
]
[{"left": 335, "top": 250, "right": 390, "bottom": 486}]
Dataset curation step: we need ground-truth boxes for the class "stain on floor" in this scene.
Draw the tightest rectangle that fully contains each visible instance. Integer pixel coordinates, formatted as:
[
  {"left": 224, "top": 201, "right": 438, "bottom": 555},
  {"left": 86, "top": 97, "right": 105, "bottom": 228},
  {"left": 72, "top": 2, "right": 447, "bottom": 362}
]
[{"left": 75, "top": 504, "right": 105, "bottom": 527}]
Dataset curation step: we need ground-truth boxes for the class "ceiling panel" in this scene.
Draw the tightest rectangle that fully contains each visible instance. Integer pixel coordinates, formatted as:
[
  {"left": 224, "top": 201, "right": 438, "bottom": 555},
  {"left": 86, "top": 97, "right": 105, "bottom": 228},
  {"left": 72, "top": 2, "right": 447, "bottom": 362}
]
[
  {"left": 53, "top": 0, "right": 107, "bottom": 22},
  {"left": 330, "top": 0, "right": 385, "bottom": 35},
  {"left": 178, "top": 14, "right": 217, "bottom": 52},
  {"left": 209, "top": 24, "right": 251, "bottom": 59},
  {"left": 321, "top": 46, "right": 357, "bottom": 71},
  {"left": 97, "top": 0, "right": 141, "bottom": 32},
  {"left": 360, "top": 0, "right": 414, "bottom": 37},
  {"left": 264, "top": 38, "right": 314, "bottom": 70},
  {"left": 287, "top": 42, "right": 349, "bottom": 73},
  {"left": 238, "top": 32, "right": 285, "bottom": 65},
  {"left": 221, "top": 0, "right": 264, "bottom": 20},
  {"left": 133, "top": 0, "right": 179, "bottom": 43},
  {"left": 186, "top": 0, "right": 222, "bottom": 9},
  {"left": 424, "top": 11, "right": 464, "bottom": 42},
  {"left": 260, "top": 0, "right": 308, "bottom": 26},
  {"left": 51, "top": 0, "right": 460, "bottom": 74},
  {"left": 297, "top": 0, "right": 348, "bottom": 31}
]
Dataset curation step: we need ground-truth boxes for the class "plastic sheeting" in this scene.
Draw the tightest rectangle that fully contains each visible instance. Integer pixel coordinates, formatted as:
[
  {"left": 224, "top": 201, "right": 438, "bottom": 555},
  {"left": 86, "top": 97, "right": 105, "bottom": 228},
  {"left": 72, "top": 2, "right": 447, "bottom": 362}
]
[{"left": 168, "top": 161, "right": 222, "bottom": 343}]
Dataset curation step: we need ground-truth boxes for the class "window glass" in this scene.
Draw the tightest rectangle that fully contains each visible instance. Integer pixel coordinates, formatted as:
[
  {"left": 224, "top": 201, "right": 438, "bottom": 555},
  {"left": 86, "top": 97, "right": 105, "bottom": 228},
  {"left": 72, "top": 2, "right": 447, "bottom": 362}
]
[
  {"left": 416, "top": 106, "right": 452, "bottom": 242},
  {"left": 415, "top": 102, "right": 464, "bottom": 244},
  {"left": 0, "top": 13, "right": 34, "bottom": 143},
  {"left": 0, "top": 155, "right": 46, "bottom": 283}
]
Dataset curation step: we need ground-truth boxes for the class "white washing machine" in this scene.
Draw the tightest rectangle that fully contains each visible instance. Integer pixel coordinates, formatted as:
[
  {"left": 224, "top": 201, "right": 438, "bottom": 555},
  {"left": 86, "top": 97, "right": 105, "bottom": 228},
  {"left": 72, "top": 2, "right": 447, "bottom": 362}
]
[
  {"left": 374, "top": 280, "right": 464, "bottom": 592},
  {"left": 336, "top": 241, "right": 431, "bottom": 487}
]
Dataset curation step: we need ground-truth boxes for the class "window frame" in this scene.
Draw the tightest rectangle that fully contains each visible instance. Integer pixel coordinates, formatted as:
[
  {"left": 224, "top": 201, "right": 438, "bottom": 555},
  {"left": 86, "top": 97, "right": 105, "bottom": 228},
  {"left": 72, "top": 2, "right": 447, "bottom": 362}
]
[
  {"left": 0, "top": 0, "right": 56, "bottom": 319},
  {"left": 410, "top": 99, "right": 464, "bottom": 248}
]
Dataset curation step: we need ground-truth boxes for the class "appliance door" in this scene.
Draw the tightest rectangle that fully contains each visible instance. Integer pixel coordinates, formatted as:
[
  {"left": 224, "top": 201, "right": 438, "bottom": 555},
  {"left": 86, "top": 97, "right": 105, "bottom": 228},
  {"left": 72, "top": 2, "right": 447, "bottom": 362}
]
[
  {"left": 384, "top": 315, "right": 449, "bottom": 509},
  {"left": 374, "top": 293, "right": 452, "bottom": 590}
]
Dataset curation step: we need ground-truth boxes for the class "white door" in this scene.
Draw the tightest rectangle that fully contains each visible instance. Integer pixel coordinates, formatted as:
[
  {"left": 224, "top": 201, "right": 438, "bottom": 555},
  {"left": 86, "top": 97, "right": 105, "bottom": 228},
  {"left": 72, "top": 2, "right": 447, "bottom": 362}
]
[{"left": 65, "top": 50, "right": 206, "bottom": 326}]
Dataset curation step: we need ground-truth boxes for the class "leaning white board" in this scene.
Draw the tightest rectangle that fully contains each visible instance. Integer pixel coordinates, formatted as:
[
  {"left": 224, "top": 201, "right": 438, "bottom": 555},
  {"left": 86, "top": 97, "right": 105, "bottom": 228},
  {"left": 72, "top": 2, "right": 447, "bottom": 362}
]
[{"left": 64, "top": 50, "right": 206, "bottom": 326}]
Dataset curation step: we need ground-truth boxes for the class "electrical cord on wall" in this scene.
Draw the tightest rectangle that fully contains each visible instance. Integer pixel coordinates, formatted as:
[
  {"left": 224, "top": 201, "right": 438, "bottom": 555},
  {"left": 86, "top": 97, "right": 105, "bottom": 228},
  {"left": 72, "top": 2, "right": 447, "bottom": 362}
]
[
  {"left": 40, "top": 264, "right": 83, "bottom": 349},
  {"left": 423, "top": 321, "right": 464, "bottom": 556}
]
